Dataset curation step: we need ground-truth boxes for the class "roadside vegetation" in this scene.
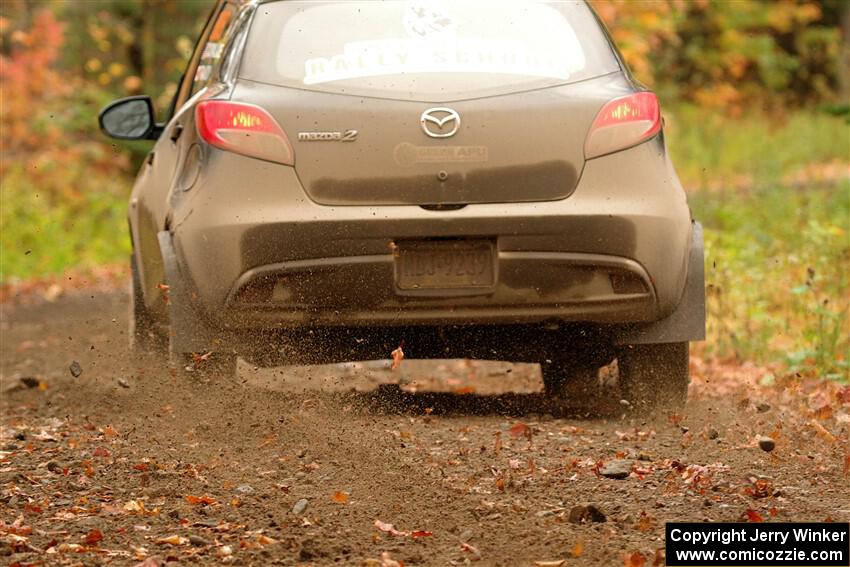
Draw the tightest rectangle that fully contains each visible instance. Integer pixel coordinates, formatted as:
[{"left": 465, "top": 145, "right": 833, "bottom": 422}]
[{"left": 1, "top": 0, "right": 847, "bottom": 380}]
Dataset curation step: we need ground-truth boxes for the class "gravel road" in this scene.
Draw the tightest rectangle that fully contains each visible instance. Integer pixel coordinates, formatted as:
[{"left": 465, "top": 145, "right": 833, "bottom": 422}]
[{"left": 1, "top": 290, "right": 848, "bottom": 566}]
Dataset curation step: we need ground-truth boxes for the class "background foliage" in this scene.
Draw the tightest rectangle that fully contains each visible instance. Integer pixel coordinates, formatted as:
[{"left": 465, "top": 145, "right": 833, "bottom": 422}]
[{"left": 0, "top": 0, "right": 847, "bottom": 378}]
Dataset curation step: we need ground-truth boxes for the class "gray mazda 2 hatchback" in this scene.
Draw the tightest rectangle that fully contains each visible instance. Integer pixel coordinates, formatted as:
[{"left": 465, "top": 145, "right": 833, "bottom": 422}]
[{"left": 100, "top": 0, "right": 704, "bottom": 410}]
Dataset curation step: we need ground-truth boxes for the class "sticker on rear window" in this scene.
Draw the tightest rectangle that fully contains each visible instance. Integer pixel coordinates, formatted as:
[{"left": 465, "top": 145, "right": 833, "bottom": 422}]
[{"left": 292, "top": 1, "right": 586, "bottom": 86}]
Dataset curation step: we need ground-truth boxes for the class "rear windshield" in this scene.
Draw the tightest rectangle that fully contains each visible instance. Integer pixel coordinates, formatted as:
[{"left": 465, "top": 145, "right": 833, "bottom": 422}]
[{"left": 240, "top": 0, "right": 620, "bottom": 100}]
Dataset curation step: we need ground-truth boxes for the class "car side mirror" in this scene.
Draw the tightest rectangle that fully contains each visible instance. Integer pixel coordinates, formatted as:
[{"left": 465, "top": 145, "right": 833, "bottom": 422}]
[{"left": 98, "top": 95, "right": 161, "bottom": 140}]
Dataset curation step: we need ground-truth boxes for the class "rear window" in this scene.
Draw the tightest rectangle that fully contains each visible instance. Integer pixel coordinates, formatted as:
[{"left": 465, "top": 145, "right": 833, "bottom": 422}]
[{"left": 240, "top": 0, "right": 619, "bottom": 100}]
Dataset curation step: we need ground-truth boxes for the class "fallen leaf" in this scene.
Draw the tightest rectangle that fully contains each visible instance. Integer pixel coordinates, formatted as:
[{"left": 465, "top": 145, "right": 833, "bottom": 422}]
[
  {"left": 157, "top": 283, "right": 170, "bottom": 304},
  {"left": 84, "top": 529, "right": 103, "bottom": 545},
  {"left": 813, "top": 404, "right": 834, "bottom": 420},
  {"left": 636, "top": 511, "right": 654, "bottom": 532},
  {"left": 156, "top": 535, "right": 188, "bottom": 546},
  {"left": 508, "top": 422, "right": 531, "bottom": 439},
  {"left": 133, "top": 463, "right": 150, "bottom": 472},
  {"left": 571, "top": 541, "right": 584, "bottom": 557},
  {"left": 331, "top": 491, "right": 349, "bottom": 504},
  {"left": 123, "top": 500, "right": 146, "bottom": 513},
  {"left": 744, "top": 509, "right": 764, "bottom": 523},
  {"left": 185, "top": 495, "right": 217, "bottom": 506},
  {"left": 380, "top": 551, "right": 402, "bottom": 567},
  {"left": 374, "top": 520, "right": 408, "bottom": 537},
  {"left": 191, "top": 351, "right": 212, "bottom": 368},
  {"left": 255, "top": 534, "right": 278, "bottom": 545},
  {"left": 102, "top": 425, "right": 119, "bottom": 437},
  {"left": 410, "top": 530, "right": 433, "bottom": 538},
  {"left": 810, "top": 419, "right": 836, "bottom": 443},
  {"left": 625, "top": 551, "right": 647, "bottom": 567},
  {"left": 747, "top": 478, "right": 773, "bottom": 499},
  {"left": 390, "top": 344, "right": 405, "bottom": 370},
  {"left": 92, "top": 447, "right": 110, "bottom": 458},
  {"left": 495, "top": 477, "right": 505, "bottom": 492}
]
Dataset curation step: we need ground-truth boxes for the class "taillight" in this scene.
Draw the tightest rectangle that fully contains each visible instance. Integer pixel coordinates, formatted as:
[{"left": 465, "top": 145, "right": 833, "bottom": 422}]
[
  {"left": 196, "top": 100, "right": 293, "bottom": 165},
  {"left": 584, "top": 92, "right": 661, "bottom": 159}
]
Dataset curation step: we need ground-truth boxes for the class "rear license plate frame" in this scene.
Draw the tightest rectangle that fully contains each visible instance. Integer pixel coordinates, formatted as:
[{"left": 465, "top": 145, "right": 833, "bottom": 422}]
[{"left": 393, "top": 240, "right": 497, "bottom": 296}]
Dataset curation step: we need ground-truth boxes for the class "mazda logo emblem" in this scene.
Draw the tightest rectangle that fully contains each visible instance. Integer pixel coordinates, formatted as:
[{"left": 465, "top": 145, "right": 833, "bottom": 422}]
[{"left": 420, "top": 107, "right": 461, "bottom": 138}]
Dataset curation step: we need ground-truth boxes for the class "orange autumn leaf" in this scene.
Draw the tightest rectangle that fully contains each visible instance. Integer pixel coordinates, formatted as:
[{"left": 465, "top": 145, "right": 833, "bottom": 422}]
[
  {"left": 813, "top": 404, "right": 833, "bottom": 420},
  {"left": 185, "top": 495, "right": 217, "bottom": 506},
  {"left": 744, "top": 509, "right": 764, "bottom": 522},
  {"left": 411, "top": 530, "right": 433, "bottom": 538},
  {"left": 156, "top": 535, "right": 188, "bottom": 546},
  {"left": 636, "top": 512, "right": 654, "bottom": 532},
  {"left": 391, "top": 345, "right": 405, "bottom": 370},
  {"left": 102, "top": 425, "right": 119, "bottom": 437},
  {"left": 331, "top": 491, "right": 349, "bottom": 504},
  {"left": 92, "top": 446, "right": 110, "bottom": 458},
  {"left": 508, "top": 422, "right": 531, "bottom": 438},
  {"left": 84, "top": 529, "right": 103, "bottom": 545},
  {"left": 625, "top": 551, "right": 647, "bottom": 567},
  {"left": 132, "top": 463, "right": 150, "bottom": 472},
  {"left": 571, "top": 541, "right": 584, "bottom": 557},
  {"left": 7, "top": 525, "right": 33, "bottom": 536},
  {"left": 810, "top": 419, "right": 836, "bottom": 443}
]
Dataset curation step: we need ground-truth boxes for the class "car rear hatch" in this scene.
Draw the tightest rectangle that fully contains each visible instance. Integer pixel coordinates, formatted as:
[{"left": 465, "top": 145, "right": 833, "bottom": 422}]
[{"left": 236, "top": 0, "right": 623, "bottom": 206}]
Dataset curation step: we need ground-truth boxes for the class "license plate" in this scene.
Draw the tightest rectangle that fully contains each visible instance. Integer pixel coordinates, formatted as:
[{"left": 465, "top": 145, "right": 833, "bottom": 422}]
[{"left": 394, "top": 240, "right": 496, "bottom": 291}]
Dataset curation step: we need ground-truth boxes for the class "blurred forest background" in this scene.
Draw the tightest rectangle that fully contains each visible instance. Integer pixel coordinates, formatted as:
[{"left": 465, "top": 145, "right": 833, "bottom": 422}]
[{"left": 0, "top": 0, "right": 848, "bottom": 379}]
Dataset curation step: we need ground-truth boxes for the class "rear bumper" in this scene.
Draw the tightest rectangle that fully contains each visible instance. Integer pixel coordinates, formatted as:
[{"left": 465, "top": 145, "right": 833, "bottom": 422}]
[
  {"left": 224, "top": 251, "right": 656, "bottom": 327},
  {"left": 169, "top": 141, "right": 693, "bottom": 330}
]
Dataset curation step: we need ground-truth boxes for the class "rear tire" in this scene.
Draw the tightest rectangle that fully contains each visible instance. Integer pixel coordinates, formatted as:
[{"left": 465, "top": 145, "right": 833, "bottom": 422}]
[
  {"left": 617, "top": 342, "right": 689, "bottom": 412},
  {"left": 540, "top": 358, "right": 600, "bottom": 398}
]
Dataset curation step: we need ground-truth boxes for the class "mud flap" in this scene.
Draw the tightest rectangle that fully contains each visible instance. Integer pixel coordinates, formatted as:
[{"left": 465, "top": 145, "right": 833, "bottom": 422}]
[
  {"left": 157, "top": 230, "right": 228, "bottom": 363},
  {"left": 613, "top": 222, "right": 705, "bottom": 345}
]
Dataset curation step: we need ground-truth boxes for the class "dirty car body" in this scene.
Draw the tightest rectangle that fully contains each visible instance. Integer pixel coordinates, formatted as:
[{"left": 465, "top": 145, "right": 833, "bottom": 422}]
[{"left": 100, "top": 0, "right": 704, "bottom": 408}]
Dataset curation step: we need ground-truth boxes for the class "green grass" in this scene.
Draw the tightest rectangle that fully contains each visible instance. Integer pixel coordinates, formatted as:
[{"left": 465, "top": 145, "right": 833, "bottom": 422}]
[
  {"left": 666, "top": 104, "right": 848, "bottom": 189},
  {"left": 0, "top": 165, "right": 131, "bottom": 282},
  {"left": 691, "top": 180, "right": 849, "bottom": 380}
]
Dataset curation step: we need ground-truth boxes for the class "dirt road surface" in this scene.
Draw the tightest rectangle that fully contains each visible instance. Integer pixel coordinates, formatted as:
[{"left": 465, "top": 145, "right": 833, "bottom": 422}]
[{"left": 2, "top": 290, "right": 848, "bottom": 566}]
